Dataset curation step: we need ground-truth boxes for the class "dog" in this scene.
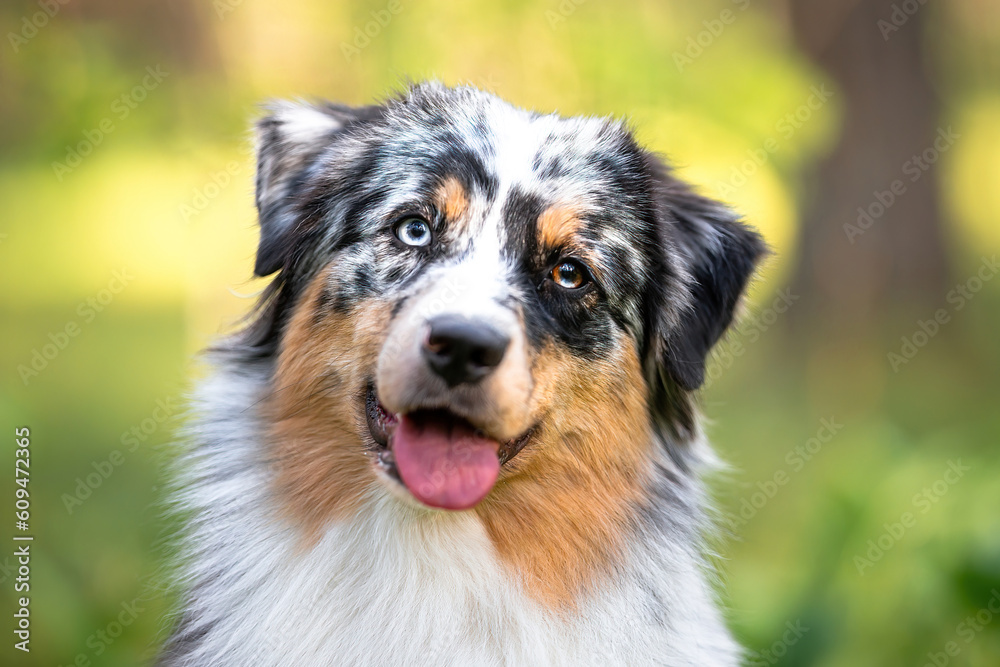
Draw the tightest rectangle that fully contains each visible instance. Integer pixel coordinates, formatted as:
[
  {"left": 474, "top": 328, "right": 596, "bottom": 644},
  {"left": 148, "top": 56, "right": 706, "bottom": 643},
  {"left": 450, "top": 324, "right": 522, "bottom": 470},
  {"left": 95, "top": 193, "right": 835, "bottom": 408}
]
[{"left": 159, "top": 81, "right": 765, "bottom": 666}]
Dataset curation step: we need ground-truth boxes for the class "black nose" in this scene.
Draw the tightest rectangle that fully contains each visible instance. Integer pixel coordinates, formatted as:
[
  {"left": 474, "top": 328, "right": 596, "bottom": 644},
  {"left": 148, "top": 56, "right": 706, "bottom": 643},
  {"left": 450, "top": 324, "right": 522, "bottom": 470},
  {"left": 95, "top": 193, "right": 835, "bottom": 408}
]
[{"left": 422, "top": 315, "right": 510, "bottom": 387}]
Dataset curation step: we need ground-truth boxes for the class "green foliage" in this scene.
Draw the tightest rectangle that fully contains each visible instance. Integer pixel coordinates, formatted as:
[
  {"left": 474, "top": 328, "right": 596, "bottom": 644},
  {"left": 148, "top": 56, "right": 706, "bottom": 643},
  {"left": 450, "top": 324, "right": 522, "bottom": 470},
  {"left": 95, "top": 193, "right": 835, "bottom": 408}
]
[{"left": 1, "top": 1, "right": 998, "bottom": 665}]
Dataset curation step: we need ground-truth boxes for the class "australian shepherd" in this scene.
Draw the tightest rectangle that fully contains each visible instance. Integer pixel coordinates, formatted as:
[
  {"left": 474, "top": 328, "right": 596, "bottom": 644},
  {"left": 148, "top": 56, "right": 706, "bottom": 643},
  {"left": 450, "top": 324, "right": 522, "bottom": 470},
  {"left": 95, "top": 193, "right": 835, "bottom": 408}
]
[{"left": 160, "top": 82, "right": 766, "bottom": 666}]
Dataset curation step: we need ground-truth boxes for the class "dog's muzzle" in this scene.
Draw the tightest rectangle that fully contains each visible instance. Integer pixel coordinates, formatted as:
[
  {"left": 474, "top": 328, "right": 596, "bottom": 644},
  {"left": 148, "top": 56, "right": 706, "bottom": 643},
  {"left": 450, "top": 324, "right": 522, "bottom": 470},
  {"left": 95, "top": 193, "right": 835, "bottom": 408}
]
[{"left": 369, "top": 293, "right": 534, "bottom": 511}]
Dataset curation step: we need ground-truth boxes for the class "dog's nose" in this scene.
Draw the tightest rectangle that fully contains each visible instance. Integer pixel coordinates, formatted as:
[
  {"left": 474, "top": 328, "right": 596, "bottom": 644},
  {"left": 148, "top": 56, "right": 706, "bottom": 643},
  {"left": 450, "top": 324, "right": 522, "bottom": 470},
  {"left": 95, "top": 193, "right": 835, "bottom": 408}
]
[{"left": 422, "top": 315, "right": 510, "bottom": 387}]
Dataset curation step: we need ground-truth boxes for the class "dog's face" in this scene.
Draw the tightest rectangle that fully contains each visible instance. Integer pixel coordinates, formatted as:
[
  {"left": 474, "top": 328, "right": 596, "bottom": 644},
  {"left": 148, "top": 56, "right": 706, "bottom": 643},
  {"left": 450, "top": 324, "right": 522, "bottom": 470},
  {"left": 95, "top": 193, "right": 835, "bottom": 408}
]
[{"left": 247, "top": 84, "right": 763, "bottom": 597}]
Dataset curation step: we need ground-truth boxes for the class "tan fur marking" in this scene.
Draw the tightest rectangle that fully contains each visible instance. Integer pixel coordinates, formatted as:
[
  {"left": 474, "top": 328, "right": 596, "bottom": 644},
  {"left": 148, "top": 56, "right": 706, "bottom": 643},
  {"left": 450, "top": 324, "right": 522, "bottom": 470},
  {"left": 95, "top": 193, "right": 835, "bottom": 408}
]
[
  {"left": 537, "top": 205, "right": 582, "bottom": 248},
  {"left": 268, "top": 268, "right": 389, "bottom": 538},
  {"left": 475, "top": 339, "right": 653, "bottom": 610},
  {"left": 269, "top": 260, "right": 651, "bottom": 607},
  {"left": 437, "top": 176, "right": 469, "bottom": 224}
]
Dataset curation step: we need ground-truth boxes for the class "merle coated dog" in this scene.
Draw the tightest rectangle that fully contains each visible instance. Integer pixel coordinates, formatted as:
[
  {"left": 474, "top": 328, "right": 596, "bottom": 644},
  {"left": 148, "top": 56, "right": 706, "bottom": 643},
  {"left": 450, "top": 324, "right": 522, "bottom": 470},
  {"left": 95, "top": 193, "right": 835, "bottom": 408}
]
[{"left": 160, "top": 81, "right": 765, "bottom": 666}]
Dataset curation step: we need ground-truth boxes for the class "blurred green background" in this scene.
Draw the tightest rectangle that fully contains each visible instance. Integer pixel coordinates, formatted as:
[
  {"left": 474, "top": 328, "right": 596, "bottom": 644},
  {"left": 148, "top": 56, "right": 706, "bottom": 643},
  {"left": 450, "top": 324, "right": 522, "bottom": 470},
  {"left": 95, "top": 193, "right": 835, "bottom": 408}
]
[{"left": 2, "top": 0, "right": 999, "bottom": 665}]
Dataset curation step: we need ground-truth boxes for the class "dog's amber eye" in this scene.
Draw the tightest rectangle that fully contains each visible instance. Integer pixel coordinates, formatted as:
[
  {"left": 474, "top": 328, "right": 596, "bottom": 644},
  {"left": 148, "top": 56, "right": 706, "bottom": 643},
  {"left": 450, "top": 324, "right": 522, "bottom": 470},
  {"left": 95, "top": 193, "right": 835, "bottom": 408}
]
[
  {"left": 394, "top": 217, "right": 432, "bottom": 247},
  {"left": 551, "top": 260, "right": 588, "bottom": 289}
]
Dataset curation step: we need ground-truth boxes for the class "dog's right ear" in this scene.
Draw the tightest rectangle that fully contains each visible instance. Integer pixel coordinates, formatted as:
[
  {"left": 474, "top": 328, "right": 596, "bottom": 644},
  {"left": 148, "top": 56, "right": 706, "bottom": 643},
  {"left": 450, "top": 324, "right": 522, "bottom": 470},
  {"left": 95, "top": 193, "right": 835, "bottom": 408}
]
[{"left": 253, "top": 101, "right": 382, "bottom": 276}]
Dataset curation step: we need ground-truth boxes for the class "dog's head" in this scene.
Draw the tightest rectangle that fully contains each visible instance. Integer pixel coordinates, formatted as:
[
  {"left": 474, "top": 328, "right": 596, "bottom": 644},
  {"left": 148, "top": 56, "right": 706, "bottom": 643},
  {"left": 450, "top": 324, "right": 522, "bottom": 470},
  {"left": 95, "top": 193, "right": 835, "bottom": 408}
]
[{"left": 245, "top": 83, "right": 764, "bottom": 532}]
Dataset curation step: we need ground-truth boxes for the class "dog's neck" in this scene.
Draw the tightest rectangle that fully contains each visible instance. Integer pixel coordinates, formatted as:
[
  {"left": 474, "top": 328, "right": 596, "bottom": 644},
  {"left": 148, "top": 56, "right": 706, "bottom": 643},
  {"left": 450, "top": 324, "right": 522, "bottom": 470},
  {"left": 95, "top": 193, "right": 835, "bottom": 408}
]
[{"left": 164, "top": 356, "right": 739, "bottom": 666}]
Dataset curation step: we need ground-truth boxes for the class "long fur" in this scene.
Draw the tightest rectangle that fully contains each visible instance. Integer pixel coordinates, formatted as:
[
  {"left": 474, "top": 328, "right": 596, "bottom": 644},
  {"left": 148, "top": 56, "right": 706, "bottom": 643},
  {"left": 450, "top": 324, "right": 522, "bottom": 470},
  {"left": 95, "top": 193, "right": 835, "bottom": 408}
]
[{"left": 160, "top": 82, "right": 766, "bottom": 666}]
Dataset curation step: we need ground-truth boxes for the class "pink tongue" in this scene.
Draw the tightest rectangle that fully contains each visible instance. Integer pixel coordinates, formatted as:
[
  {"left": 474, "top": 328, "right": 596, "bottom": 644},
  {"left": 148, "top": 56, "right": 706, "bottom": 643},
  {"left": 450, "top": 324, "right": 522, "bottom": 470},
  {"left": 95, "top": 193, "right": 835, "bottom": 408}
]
[{"left": 392, "top": 413, "right": 500, "bottom": 510}]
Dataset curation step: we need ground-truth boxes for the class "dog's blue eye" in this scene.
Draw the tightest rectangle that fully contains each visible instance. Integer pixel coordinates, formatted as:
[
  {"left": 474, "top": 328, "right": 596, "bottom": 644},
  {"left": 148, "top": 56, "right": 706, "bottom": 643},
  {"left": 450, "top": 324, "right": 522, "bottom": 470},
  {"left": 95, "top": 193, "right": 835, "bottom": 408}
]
[
  {"left": 551, "top": 260, "right": 589, "bottom": 289},
  {"left": 394, "top": 217, "right": 432, "bottom": 247}
]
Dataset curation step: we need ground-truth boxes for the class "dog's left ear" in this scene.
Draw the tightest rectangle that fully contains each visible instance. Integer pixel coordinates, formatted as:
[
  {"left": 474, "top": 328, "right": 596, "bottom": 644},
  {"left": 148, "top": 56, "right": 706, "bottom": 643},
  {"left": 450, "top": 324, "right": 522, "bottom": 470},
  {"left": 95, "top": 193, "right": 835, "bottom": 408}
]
[{"left": 645, "top": 155, "right": 768, "bottom": 394}]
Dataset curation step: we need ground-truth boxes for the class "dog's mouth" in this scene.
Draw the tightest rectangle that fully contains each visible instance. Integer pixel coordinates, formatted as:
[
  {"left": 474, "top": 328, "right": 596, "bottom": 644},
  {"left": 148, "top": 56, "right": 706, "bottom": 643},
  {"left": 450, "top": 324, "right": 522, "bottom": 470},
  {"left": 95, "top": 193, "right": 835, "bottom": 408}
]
[{"left": 365, "top": 384, "right": 531, "bottom": 510}]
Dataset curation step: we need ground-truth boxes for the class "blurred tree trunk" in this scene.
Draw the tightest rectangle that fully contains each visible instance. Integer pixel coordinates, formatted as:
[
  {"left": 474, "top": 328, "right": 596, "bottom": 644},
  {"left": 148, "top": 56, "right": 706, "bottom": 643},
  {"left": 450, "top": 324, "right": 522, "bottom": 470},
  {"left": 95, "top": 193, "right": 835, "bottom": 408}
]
[
  {"left": 75, "top": 0, "right": 222, "bottom": 71},
  {"left": 785, "top": 0, "right": 950, "bottom": 334}
]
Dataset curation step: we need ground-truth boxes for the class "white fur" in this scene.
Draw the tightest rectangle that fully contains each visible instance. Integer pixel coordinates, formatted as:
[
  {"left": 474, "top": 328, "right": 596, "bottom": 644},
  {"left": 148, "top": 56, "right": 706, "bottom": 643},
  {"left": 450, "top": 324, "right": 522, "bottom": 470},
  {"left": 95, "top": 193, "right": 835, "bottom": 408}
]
[
  {"left": 165, "top": 360, "right": 739, "bottom": 666},
  {"left": 272, "top": 101, "right": 345, "bottom": 143}
]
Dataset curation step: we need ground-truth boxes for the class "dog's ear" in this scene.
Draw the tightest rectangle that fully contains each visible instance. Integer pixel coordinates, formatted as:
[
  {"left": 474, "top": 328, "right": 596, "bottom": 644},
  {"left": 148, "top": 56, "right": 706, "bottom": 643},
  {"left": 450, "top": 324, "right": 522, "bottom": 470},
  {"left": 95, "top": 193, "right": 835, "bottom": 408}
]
[
  {"left": 645, "top": 155, "right": 768, "bottom": 394},
  {"left": 252, "top": 100, "right": 382, "bottom": 276}
]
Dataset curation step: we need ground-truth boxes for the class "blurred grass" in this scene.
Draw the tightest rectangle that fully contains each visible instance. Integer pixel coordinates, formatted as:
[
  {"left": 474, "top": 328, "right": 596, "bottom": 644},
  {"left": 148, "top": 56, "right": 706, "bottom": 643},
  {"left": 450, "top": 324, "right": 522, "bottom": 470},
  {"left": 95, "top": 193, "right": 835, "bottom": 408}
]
[
  {"left": 707, "top": 296, "right": 1000, "bottom": 666},
  {"left": 1, "top": 0, "right": 999, "bottom": 665},
  {"left": 1, "top": 303, "right": 184, "bottom": 665}
]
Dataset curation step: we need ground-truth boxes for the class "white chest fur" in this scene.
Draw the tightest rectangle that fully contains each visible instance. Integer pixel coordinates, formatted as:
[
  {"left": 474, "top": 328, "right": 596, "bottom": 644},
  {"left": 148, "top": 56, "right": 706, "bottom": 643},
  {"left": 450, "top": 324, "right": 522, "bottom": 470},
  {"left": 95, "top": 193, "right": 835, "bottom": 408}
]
[{"left": 167, "top": 368, "right": 738, "bottom": 666}]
